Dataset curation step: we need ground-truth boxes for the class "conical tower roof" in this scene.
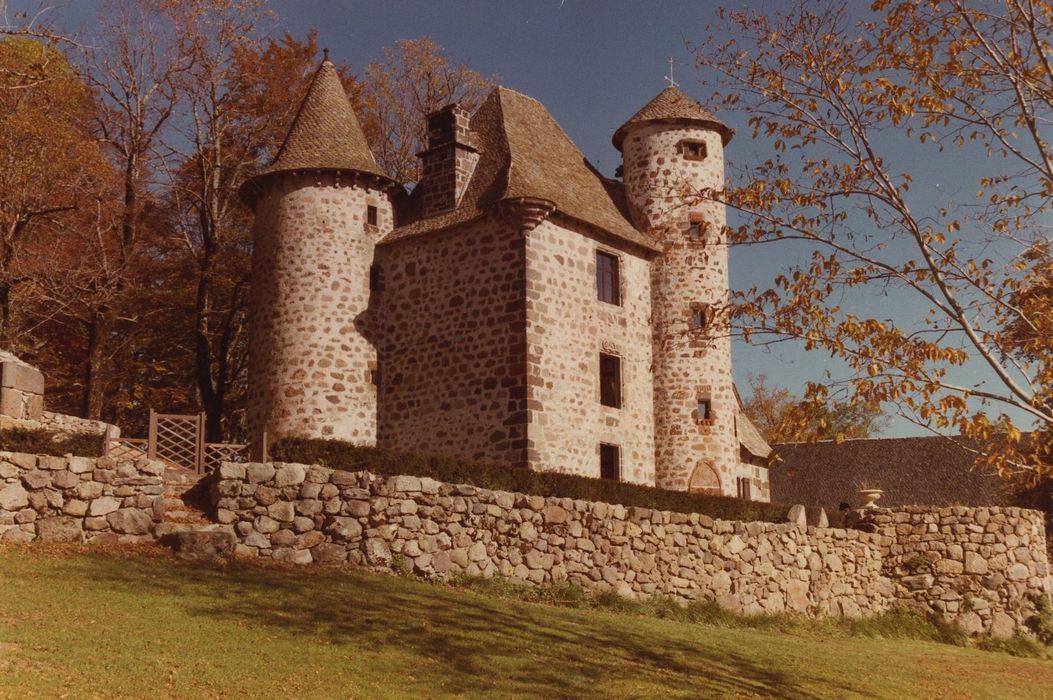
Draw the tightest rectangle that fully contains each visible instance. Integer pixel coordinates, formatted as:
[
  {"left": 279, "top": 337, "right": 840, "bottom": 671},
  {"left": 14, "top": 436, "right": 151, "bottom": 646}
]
[
  {"left": 243, "top": 56, "right": 389, "bottom": 199},
  {"left": 612, "top": 86, "right": 733, "bottom": 151}
]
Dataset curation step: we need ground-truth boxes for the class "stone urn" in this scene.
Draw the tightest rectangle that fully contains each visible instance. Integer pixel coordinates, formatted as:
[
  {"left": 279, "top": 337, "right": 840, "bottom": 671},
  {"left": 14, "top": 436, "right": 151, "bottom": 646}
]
[{"left": 858, "top": 488, "right": 884, "bottom": 510}]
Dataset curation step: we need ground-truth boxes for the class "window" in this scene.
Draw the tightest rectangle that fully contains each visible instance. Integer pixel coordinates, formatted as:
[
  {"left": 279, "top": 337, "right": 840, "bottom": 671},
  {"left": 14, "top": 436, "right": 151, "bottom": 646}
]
[
  {"left": 596, "top": 251, "right": 620, "bottom": 305},
  {"left": 600, "top": 443, "right": 620, "bottom": 481},
  {"left": 599, "top": 353, "right": 622, "bottom": 408},
  {"left": 680, "top": 140, "right": 707, "bottom": 161},
  {"left": 366, "top": 205, "right": 378, "bottom": 226},
  {"left": 688, "top": 221, "right": 704, "bottom": 240},
  {"left": 369, "top": 263, "right": 382, "bottom": 291},
  {"left": 737, "top": 477, "right": 752, "bottom": 500},
  {"left": 368, "top": 361, "right": 380, "bottom": 389},
  {"left": 691, "top": 306, "right": 708, "bottom": 331},
  {"left": 697, "top": 398, "right": 712, "bottom": 421}
]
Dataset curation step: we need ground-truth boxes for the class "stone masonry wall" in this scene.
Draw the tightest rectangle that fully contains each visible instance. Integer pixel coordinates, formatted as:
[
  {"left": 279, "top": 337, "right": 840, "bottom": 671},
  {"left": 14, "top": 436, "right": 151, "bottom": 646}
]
[
  {"left": 0, "top": 450, "right": 164, "bottom": 543},
  {"left": 247, "top": 173, "right": 394, "bottom": 447},
  {"left": 524, "top": 217, "right": 655, "bottom": 484},
  {"left": 376, "top": 217, "right": 529, "bottom": 467},
  {"left": 862, "top": 506, "right": 1053, "bottom": 637},
  {"left": 213, "top": 461, "right": 891, "bottom": 617},
  {"left": 621, "top": 123, "right": 746, "bottom": 497}
]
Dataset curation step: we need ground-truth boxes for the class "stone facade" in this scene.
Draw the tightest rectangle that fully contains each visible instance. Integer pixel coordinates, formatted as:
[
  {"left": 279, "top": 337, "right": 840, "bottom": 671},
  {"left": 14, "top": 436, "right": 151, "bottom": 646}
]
[
  {"left": 0, "top": 450, "right": 165, "bottom": 543},
  {"left": 376, "top": 217, "right": 528, "bottom": 466},
  {"left": 213, "top": 461, "right": 890, "bottom": 617},
  {"left": 242, "top": 66, "right": 773, "bottom": 500},
  {"left": 862, "top": 506, "right": 1053, "bottom": 637},
  {"left": 620, "top": 123, "right": 757, "bottom": 498},
  {"left": 524, "top": 217, "right": 655, "bottom": 483},
  {"left": 246, "top": 173, "right": 394, "bottom": 445}
]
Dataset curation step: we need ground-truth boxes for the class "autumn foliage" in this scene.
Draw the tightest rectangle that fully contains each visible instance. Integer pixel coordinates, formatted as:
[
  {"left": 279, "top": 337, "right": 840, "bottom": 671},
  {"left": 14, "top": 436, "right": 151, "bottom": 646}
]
[
  {"left": 0, "top": 2, "right": 492, "bottom": 440},
  {"left": 693, "top": 0, "right": 1052, "bottom": 475}
]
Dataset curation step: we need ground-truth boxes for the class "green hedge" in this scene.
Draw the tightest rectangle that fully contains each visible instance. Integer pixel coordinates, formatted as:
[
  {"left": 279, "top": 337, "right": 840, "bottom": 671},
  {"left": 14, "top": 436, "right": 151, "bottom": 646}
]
[
  {"left": 271, "top": 437, "right": 791, "bottom": 524},
  {"left": 0, "top": 426, "right": 104, "bottom": 458}
]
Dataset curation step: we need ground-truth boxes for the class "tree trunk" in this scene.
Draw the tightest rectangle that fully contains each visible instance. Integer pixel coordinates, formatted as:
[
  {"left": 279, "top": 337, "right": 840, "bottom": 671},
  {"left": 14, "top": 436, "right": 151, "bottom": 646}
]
[{"left": 81, "top": 311, "right": 111, "bottom": 420}]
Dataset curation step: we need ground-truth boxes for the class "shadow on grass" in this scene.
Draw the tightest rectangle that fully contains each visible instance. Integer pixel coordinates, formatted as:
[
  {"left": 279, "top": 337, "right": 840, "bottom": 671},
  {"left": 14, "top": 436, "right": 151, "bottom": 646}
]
[{"left": 65, "top": 551, "right": 862, "bottom": 699}]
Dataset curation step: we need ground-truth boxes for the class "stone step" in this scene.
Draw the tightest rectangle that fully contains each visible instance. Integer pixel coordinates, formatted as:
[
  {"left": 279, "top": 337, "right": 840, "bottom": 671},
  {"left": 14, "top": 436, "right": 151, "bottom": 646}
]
[{"left": 156, "top": 521, "right": 233, "bottom": 537}]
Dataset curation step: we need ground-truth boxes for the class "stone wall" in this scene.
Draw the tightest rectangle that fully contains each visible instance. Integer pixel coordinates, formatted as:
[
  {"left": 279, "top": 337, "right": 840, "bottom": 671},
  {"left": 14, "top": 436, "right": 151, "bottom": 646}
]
[
  {"left": 620, "top": 122, "right": 750, "bottom": 498},
  {"left": 0, "top": 451, "right": 164, "bottom": 543},
  {"left": 213, "top": 461, "right": 891, "bottom": 617},
  {"left": 247, "top": 173, "right": 394, "bottom": 447},
  {"left": 524, "top": 217, "right": 655, "bottom": 484},
  {"left": 376, "top": 217, "right": 529, "bottom": 467},
  {"left": 0, "top": 351, "right": 44, "bottom": 423},
  {"left": 862, "top": 506, "right": 1053, "bottom": 637}
]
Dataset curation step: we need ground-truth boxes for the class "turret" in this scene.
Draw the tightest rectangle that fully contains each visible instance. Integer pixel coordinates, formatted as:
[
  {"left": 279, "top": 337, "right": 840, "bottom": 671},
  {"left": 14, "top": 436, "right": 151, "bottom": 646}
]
[
  {"left": 239, "top": 55, "right": 398, "bottom": 450},
  {"left": 614, "top": 87, "right": 738, "bottom": 494}
]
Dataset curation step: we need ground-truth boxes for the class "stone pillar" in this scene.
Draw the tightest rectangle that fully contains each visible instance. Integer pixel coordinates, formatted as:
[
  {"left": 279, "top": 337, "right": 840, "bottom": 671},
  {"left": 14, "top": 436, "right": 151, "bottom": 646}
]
[
  {"left": 0, "top": 351, "right": 44, "bottom": 423},
  {"left": 621, "top": 124, "right": 738, "bottom": 493}
]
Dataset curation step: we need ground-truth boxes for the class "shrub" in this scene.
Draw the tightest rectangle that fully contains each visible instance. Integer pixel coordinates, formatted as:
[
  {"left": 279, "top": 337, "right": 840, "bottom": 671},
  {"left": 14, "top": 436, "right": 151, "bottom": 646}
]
[
  {"left": 270, "top": 437, "right": 791, "bottom": 523},
  {"left": 0, "top": 426, "right": 103, "bottom": 457}
]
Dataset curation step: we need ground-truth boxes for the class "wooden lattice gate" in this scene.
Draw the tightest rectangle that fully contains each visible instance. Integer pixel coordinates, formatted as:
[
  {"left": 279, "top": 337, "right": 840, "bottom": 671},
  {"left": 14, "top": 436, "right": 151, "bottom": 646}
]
[{"left": 106, "top": 409, "right": 247, "bottom": 473}]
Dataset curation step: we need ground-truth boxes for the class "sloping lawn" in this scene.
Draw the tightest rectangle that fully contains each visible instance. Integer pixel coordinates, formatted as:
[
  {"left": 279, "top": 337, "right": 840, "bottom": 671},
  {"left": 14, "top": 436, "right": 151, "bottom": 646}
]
[{"left": 0, "top": 545, "right": 1049, "bottom": 699}]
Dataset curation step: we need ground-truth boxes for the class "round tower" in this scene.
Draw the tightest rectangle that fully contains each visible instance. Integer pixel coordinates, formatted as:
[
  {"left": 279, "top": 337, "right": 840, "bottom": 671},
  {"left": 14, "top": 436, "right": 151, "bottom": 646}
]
[
  {"left": 614, "top": 87, "right": 737, "bottom": 494},
  {"left": 240, "top": 56, "right": 397, "bottom": 450}
]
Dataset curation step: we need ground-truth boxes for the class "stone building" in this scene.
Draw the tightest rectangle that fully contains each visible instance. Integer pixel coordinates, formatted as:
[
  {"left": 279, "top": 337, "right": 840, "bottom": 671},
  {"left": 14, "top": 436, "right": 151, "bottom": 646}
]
[{"left": 240, "top": 57, "right": 772, "bottom": 501}]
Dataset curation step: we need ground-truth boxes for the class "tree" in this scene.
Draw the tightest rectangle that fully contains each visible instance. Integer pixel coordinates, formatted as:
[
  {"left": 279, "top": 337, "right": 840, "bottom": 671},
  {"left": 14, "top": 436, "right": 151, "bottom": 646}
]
[
  {"left": 359, "top": 36, "right": 497, "bottom": 184},
  {"left": 159, "top": 2, "right": 353, "bottom": 440},
  {"left": 692, "top": 0, "right": 1053, "bottom": 474},
  {"left": 0, "top": 37, "right": 110, "bottom": 350},
  {"left": 742, "top": 374, "right": 888, "bottom": 444}
]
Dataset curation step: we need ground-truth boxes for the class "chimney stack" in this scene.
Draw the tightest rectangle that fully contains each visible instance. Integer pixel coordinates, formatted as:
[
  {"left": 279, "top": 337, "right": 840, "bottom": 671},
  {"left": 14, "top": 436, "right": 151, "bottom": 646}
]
[{"left": 418, "top": 103, "right": 479, "bottom": 216}]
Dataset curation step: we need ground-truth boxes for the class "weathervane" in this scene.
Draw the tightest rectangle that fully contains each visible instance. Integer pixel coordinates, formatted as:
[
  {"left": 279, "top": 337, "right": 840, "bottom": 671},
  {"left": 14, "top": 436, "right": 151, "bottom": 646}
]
[{"left": 664, "top": 57, "right": 679, "bottom": 89}]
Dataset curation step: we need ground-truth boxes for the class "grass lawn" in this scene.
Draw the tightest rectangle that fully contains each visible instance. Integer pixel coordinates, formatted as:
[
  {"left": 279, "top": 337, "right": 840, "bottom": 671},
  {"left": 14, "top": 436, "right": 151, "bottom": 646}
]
[{"left": 0, "top": 545, "right": 1050, "bottom": 699}]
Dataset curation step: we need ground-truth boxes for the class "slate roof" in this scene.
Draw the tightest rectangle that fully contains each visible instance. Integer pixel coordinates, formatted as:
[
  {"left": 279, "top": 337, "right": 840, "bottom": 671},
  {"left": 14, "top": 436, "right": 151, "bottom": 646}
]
[
  {"left": 384, "top": 87, "right": 658, "bottom": 252},
  {"left": 242, "top": 58, "right": 389, "bottom": 199},
  {"left": 737, "top": 412, "right": 773, "bottom": 460},
  {"left": 770, "top": 436, "right": 1006, "bottom": 509},
  {"left": 612, "top": 86, "right": 733, "bottom": 150}
]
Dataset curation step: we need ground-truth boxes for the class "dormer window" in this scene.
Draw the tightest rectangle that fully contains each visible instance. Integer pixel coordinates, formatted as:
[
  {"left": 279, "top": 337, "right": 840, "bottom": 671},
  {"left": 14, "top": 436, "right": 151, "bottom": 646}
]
[{"left": 680, "top": 140, "right": 707, "bottom": 161}]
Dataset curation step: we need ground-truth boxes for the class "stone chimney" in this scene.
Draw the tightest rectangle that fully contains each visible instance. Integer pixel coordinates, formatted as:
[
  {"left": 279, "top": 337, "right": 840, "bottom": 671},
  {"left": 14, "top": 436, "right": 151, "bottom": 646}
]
[{"left": 418, "top": 103, "right": 479, "bottom": 216}]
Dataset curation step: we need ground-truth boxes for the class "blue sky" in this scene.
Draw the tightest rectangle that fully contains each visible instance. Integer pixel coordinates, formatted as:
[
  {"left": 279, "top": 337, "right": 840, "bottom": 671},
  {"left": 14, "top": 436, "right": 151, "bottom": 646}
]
[{"left": 14, "top": 1, "right": 1045, "bottom": 436}]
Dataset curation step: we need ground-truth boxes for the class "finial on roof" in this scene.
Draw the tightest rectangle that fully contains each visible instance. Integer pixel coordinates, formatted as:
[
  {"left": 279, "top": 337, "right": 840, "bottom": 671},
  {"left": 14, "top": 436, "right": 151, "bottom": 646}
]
[
  {"left": 322, "top": 47, "right": 330, "bottom": 63},
  {"left": 664, "top": 57, "right": 679, "bottom": 89}
]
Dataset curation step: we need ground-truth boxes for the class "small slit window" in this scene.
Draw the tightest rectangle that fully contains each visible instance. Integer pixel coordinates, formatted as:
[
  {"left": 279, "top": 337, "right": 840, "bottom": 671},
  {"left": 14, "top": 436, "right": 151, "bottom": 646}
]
[
  {"left": 599, "top": 353, "right": 622, "bottom": 409},
  {"left": 697, "top": 398, "right": 712, "bottom": 421},
  {"left": 691, "top": 307, "right": 708, "bottom": 331},
  {"left": 680, "top": 140, "right": 707, "bottom": 161},
  {"left": 367, "top": 205, "right": 378, "bottom": 226},
  {"left": 600, "top": 443, "right": 620, "bottom": 481},
  {"left": 596, "top": 251, "right": 620, "bottom": 305},
  {"left": 737, "top": 477, "right": 752, "bottom": 500}
]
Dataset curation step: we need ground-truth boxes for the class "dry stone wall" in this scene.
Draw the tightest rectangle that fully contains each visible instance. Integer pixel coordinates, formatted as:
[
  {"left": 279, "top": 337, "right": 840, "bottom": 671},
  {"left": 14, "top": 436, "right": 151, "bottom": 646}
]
[
  {"left": 213, "top": 461, "right": 891, "bottom": 617},
  {"left": 861, "top": 506, "right": 1053, "bottom": 637},
  {"left": 0, "top": 451, "right": 164, "bottom": 543}
]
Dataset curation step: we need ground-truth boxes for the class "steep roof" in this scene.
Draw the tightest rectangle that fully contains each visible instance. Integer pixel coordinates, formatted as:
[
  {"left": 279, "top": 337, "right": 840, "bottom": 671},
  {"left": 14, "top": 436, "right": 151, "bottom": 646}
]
[
  {"left": 245, "top": 58, "right": 388, "bottom": 188},
  {"left": 770, "top": 436, "right": 1006, "bottom": 509},
  {"left": 384, "top": 87, "right": 657, "bottom": 252},
  {"left": 613, "top": 86, "right": 733, "bottom": 150},
  {"left": 738, "top": 412, "right": 773, "bottom": 460}
]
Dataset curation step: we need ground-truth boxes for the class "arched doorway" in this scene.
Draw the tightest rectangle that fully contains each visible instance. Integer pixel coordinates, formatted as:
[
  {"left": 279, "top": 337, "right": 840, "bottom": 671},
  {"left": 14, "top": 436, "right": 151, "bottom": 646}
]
[{"left": 688, "top": 460, "right": 722, "bottom": 495}]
